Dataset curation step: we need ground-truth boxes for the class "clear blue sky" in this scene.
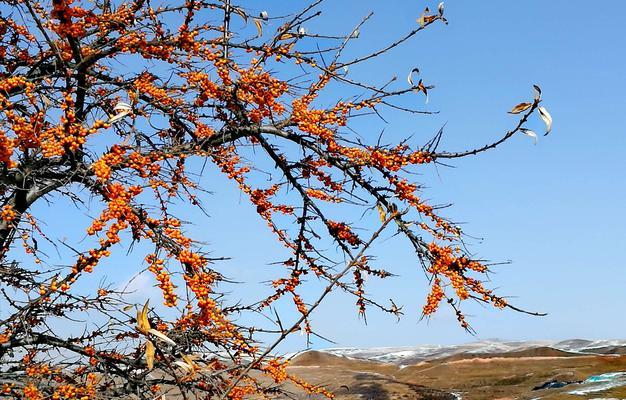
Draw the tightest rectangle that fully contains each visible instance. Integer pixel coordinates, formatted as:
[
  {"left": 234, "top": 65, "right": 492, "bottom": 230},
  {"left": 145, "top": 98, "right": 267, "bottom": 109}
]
[{"left": 30, "top": 1, "right": 626, "bottom": 351}]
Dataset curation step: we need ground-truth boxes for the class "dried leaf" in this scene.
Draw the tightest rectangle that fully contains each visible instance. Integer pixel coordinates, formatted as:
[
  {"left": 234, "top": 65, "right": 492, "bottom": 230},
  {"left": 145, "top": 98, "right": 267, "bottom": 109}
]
[
  {"left": 145, "top": 340, "right": 155, "bottom": 370},
  {"left": 181, "top": 353, "right": 197, "bottom": 367},
  {"left": 417, "top": 7, "right": 435, "bottom": 27},
  {"left": 538, "top": 106, "right": 552, "bottom": 135},
  {"left": 438, "top": 2, "right": 444, "bottom": 15},
  {"left": 508, "top": 102, "right": 532, "bottom": 114},
  {"left": 533, "top": 84, "right": 542, "bottom": 101},
  {"left": 278, "top": 32, "right": 295, "bottom": 40},
  {"left": 232, "top": 7, "right": 247, "bottom": 24},
  {"left": 253, "top": 18, "right": 263, "bottom": 37},
  {"left": 137, "top": 300, "right": 150, "bottom": 333},
  {"left": 415, "top": 79, "right": 431, "bottom": 103},
  {"left": 377, "top": 204, "right": 386, "bottom": 223},
  {"left": 42, "top": 94, "right": 51, "bottom": 108},
  {"left": 123, "top": 304, "right": 134, "bottom": 311},
  {"left": 174, "top": 360, "right": 193, "bottom": 372},
  {"left": 113, "top": 102, "right": 132, "bottom": 112},
  {"left": 108, "top": 111, "right": 130, "bottom": 123},
  {"left": 148, "top": 328, "right": 176, "bottom": 346},
  {"left": 417, "top": 14, "right": 425, "bottom": 27},
  {"left": 520, "top": 128, "right": 538, "bottom": 145},
  {"left": 407, "top": 67, "right": 419, "bottom": 87},
  {"left": 174, "top": 354, "right": 198, "bottom": 372},
  {"left": 259, "top": 10, "right": 268, "bottom": 20}
]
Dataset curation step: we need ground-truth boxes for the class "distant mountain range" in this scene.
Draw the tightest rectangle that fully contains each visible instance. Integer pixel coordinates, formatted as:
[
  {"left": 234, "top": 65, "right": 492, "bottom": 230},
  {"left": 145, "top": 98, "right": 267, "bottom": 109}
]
[
  {"left": 285, "top": 339, "right": 626, "bottom": 399},
  {"left": 306, "top": 339, "right": 626, "bottom": 365}
]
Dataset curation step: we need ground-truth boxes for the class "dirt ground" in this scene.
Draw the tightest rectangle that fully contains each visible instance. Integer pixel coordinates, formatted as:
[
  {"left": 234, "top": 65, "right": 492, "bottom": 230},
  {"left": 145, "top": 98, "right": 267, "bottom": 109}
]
[{"left": 283, "top": 349, "right": 626, "bottom": 399}]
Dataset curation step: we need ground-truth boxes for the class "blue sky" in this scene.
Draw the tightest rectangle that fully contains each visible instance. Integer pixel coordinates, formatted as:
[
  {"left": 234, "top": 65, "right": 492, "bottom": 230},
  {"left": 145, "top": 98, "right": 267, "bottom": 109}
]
[
  {"left": 206, "top": 0, "right": 626, "bottom": 349},
  {"left": 23, "top": 1, "right": 626, "bottom": 351}
]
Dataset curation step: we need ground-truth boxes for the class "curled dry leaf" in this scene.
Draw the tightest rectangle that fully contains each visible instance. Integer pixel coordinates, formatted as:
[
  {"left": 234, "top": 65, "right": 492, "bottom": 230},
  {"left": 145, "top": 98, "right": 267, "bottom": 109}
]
[
  {"left": 232, "top": 7, "right": 247, "bottom": 24},
  {"left": 145, "top": 340, "right": 155, "bottom": 370},
  {"left": 407, "top": 67, "right": 420, "bottom": 87},
  {"left": 109, "top": 101, "right": 133, "bottom": 123},
  {"left": 137, "top": 300, "right": 150, "bottom": 333},
  {"left": 509, "top": 102, "right": 532, "bottom": 114},
  {"left": 174, "top": 353, "right": 198, "bottom": 372},
  {"left": 520, "top": 128, "right": 538, "bottom": 145},
  {"left": 113, "top": 102, "right": 132, "bottom": 112},
  {"left": 415, "top": 80, "right": 434, "bottom": 104},
  {"left": 148, "top": 328, "right": 176, "bottom": 346},
  {"left": 253, "top": 18, "right": 263, "bottom": 37},
  {"left": 108, "top": 112, "right": 129, "bottom": 123},
  {"left": 174, "top": 360, "right": 193, "bottom": 372},
  {"left": 533, "top": 84, "right": 542, "bottom": 101},
  {"left": 538, "top": 106, "right": 552, "bottom": 135},
  {"left": 438, "top": 2, "right": 445, "bottom": 15},
  {"left": 259, "top": 10, "right": 268, "bottom": 20}
]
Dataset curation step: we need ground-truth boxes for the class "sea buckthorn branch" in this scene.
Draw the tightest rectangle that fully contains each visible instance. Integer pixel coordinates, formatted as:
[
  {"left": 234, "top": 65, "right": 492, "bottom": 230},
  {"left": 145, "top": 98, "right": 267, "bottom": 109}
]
[
  {"left": 433, "top": 99, "right": 541, "bottom": 159},
  {"left": 254, "top": 134, "right": 398, "bottom": 316},
  {"left": 255, "top": 124, "right": 542, "bottom": 324},
  {"left": 0, "top": 1, "right": 550, "bottom": 398},
  {"left": 218, "top": 210, "right": 398, "bottom": 400}
]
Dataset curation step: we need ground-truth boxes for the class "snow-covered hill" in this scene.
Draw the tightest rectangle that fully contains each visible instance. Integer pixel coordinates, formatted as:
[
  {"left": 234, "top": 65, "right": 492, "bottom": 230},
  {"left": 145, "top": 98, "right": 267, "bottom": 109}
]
[{"left": 314, "top": 339, "right": 626, "bottom": 365}]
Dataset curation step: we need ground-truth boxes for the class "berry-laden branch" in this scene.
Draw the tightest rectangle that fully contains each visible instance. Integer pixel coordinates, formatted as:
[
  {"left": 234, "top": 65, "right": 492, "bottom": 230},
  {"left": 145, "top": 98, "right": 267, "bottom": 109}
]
[{"left": 0, "top": 1, "right": 552, "bottom": 399}]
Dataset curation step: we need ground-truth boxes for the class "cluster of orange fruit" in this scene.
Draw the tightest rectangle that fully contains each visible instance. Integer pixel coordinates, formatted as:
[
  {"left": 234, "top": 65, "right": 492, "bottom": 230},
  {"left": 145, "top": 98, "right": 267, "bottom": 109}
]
[
  {"left": 422, "top": 242, "right": 507, "bottom": 318},
  {"left": 0, "top": 205, "right": 16, "bottom": 223},
  {"left": 146, "top": 254, "right": 177, "bottom": 307},
  {"left": 327, "top": 220, "right": 361, "bottom": 247}
]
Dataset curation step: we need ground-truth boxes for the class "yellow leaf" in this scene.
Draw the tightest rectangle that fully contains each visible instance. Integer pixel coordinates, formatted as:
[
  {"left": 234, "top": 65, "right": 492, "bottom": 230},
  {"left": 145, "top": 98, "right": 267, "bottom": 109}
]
[
  {"left": 181, "top": 353, "right": 197, "bottom": 367},
  {"left": 137, "top": 300, "right": 151, "bottom": 333},
  {"left": 278, "top": 32, "right": 295, "bottom": 41},
  {"left": 145, "top": 340, "right": 155, "bottom": 370},
  {"left": 508, "top": 102, "right": 532, "bottom": 114},
  {"left": 253, "top": 18, "right": 263, "bottom": 37},
  {"left": 377, "top": 204, "right": 386, "bottom": 223}
]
